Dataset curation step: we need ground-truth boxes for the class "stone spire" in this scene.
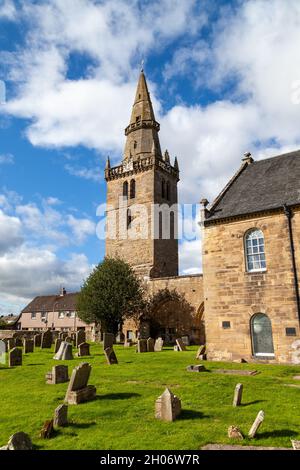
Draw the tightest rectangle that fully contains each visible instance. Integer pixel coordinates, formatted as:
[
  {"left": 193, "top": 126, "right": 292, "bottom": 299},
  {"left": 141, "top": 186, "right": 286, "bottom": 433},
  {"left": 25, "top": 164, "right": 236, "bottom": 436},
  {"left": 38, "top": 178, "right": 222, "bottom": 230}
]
[{"left": 123, "top": 70, "right": 162, "bottom": 161}]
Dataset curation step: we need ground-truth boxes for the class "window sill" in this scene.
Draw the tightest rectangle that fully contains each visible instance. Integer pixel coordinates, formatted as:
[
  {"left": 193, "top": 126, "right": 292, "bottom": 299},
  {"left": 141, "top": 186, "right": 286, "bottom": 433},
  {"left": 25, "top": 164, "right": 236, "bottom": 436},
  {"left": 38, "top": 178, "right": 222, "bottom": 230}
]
[{"left": 245, "top": 269, "right": 267, "bottom": 275}]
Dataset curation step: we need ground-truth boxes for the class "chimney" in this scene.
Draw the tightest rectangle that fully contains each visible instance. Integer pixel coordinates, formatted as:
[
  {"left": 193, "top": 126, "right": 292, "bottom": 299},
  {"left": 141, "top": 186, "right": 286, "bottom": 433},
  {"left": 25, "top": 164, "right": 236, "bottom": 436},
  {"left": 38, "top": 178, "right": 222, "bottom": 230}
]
[{"left": 60, "top": 287, "right": 67, "bottom": 296}]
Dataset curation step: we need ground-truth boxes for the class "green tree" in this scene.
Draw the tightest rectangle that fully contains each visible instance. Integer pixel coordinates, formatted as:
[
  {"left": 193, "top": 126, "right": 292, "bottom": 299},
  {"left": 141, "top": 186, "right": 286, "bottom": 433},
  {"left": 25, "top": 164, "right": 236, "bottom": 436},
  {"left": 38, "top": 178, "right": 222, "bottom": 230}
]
[{"left": 76, "top": 257, "right": 146, "bottom": 335}]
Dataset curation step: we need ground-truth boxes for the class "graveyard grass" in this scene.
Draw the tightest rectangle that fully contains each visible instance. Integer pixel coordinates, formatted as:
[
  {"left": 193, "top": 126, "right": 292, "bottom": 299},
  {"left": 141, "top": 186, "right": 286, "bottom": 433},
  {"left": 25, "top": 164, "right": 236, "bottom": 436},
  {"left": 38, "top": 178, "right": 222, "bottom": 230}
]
[{"left": 1, "top": 344, "right": 300, "bottom": 450}]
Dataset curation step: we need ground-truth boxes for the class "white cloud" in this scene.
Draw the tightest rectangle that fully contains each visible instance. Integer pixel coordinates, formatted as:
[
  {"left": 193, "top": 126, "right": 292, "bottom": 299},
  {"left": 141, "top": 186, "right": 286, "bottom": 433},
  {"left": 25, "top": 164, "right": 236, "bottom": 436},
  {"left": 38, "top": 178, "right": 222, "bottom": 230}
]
[
  {"left": 64, "top": 163, "right": 102, "bottom": 182},
  {"left": 179, "top": 239, "right": 202, "bottom": 275},
  {"left": 67, "top": 214, "right": 95, "bottom": 244},
  {"left": 0, "top": 153, "right": 14, "bottom": 164},
  {"left": 0, "top": 209, "right": 23, "bottom": 254},
  {"left": 0, "top": 0, "right": 17, "bottom": 21}
]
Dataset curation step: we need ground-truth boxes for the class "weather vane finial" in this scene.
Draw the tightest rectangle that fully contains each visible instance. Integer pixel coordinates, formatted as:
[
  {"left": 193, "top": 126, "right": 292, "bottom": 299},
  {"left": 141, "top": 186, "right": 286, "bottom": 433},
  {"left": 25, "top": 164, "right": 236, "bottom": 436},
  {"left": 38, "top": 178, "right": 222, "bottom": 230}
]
[{"left": 141, "top": 59, "right": 144, "bottom": 72}]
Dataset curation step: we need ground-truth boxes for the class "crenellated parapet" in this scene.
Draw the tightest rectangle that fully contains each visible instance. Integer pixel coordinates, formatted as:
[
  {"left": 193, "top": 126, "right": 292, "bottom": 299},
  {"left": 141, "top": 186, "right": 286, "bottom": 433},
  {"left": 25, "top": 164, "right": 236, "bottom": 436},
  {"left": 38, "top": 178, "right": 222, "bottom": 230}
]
[{"left": 105, "top": 155, "right": 179, "bottom": 182}]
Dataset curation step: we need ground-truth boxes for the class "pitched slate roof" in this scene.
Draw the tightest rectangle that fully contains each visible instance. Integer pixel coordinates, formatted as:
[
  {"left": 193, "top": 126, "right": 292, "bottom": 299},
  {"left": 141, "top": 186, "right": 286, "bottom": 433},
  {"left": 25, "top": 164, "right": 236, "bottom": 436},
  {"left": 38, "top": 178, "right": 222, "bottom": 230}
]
[
  {"left": 206, "top": 150, "right": 300, "bottom": 223},
  {"left": 22, "top": 293, "right": 78, "bottom": 313}
]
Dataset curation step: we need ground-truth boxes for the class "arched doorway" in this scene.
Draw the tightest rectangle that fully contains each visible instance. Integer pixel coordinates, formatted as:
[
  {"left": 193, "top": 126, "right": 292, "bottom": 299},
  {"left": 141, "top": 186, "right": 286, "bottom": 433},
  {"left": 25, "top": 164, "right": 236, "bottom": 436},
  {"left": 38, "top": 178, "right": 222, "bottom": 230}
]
[{"left": 251, "top": 313, "right": 275, "bottom": 357}]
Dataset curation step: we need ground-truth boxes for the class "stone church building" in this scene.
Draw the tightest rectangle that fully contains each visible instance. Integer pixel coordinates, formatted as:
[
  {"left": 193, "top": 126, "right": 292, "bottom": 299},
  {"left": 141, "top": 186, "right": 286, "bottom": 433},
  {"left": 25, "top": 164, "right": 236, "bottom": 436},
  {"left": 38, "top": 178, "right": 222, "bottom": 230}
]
[{"left": 18, "top": 70, "right": 300, "bottom": 363}]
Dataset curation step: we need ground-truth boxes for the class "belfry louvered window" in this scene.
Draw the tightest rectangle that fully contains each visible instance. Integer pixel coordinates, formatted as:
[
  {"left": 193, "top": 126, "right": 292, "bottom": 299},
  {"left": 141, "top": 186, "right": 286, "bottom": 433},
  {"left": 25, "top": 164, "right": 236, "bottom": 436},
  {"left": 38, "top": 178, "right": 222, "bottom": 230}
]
[
  {"left": 123, "top": 181, "right": 128, "bottom": 199},
  {"left": 130, "top": 179, "right": 136, "bottom": 199},
  {"left": 245, "top": 229, "right": 266, "bottom": 272}
]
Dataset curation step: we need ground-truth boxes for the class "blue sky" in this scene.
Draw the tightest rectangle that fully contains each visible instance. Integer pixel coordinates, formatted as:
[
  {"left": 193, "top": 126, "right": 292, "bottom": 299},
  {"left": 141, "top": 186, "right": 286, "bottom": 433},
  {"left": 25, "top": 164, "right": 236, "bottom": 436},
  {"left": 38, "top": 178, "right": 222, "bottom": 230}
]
[{"left": 1, "top": 0, "right": 300, "bottom": 313}]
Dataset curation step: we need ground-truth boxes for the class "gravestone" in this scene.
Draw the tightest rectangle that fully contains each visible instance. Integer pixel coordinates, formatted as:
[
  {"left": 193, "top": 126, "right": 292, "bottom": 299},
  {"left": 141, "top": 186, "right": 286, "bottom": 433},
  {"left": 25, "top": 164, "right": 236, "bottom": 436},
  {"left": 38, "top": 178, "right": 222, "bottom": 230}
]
[
  {"left": 124, "top": 339, "right": 132, "bottom": 347},
  {"left": 291, "top": 440, "right": 300, "bottom": 450},
  {"left": 147, "top": 338, "right": 155, "bottom": 352},
  {"left": 41, "top": 330, "right": 52, "bottom": 349},
  {"left": 186, "top": 365, "right": 206, "bottom": 372},
  {"left": 54, "top": 338, "right": 62, "bottom": 354},
  {"left": 46, "top": 365, "right": 69, "bottom": 384},
  {"left": 175, "top": 338, "right": 186, "bottom": 351},
  {"left": 181, "top": 335, "right": 190, "bottom": 346},
  {"left": 54, "top": 404, "right": 68, "bottom": 427},
  {"left": 137, "top": 339, "right": 147, "bottom": 353},
  {"left": 7, "top": 432, "right": 33, "bottom": 450},
  {"left": 215, "top": 369, "right": 259, "bottom": 376},
  {"left": 23, "top": 339, "right": 34, "bottom": 354},
  {"left": 15, "top": 337, "right": 23, "bottom": 347},
  {"left": 104, "top": 346, "right": 118, "bottom": 365},
  {"left": 103, "top": 332, "right": 114, "bottom": 350},
  {"left": 8, "top": 347, "right": 22, "bottom": 367},
  {"left": 75, "top": 330, "right": 86, "bottom": 348},
  {"left": 155, "top": 388, "right": 181, "bottom": 422},
  {"left": 233, "top": 383, "right": 243, "bottom": 407},
  {"left": 7, "top": 338, "right": 16, "bottom": 350},
  {"left": 0, "top": 340, "right": 6, "bottom": 365},
  {"left": 248, "top": 410, "right": 265, "bottom": 438},
  {"left": 65, "top": 336, "right": 73, "bottom": 344},
  {"left": 154, "top": 337, "right": 164, "bottom": 352},
  {"left": 40, "top": 420, "right": 54, "bottom": 439},
  {"left": 59, "top": 332, "right": 68, "bottom": 340},
  {"left": 228, "top": 426, "right": 244, "bottom": 440},
  {"left": 174, "top": 345, "right": 180, "bottom": 351},
  {"left": 34, "top": 334, "right": 42, "bottom": 347},
  {"left": 54, "top": 341, "right": 73, "bottom": 360},
  {"left": 77, "top": 342, "right": 90, "bottom": 357},
  {"left": 196, "top": 345, "right": 206, "bottom": 360},
  {"left": 65, "top": 362, "right": 96, "bottom": 405}
]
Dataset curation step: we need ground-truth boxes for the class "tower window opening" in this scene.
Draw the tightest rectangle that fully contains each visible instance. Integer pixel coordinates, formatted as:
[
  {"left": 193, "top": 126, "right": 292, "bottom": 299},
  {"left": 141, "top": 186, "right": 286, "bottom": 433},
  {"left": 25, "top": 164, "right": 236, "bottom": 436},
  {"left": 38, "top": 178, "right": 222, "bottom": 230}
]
[
  {"left": 123, "top": 181, "right": 128, "bottom": 199},
  {"left": 136, "top": 115, "right": 141, "bottom": 123},
  {"left": 166, "top": 181, "right": 170, "bottom": 200},
  {"left": 130, "top": 179, "right": 136, "bottom": 199},
  {"left": 162, "top": 179, "right": 165, "bottom": 199},
  {"left": 134, "top": 141, "right": 137, "bottom": 149}
]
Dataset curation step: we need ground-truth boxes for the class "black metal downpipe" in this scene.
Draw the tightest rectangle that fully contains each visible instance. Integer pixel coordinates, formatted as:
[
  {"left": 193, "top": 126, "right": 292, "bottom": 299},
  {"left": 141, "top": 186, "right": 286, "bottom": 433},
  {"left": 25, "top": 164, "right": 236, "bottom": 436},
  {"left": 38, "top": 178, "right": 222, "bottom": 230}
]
[{"left": 283, "top": 204, "right": 300, "bottom": 326}]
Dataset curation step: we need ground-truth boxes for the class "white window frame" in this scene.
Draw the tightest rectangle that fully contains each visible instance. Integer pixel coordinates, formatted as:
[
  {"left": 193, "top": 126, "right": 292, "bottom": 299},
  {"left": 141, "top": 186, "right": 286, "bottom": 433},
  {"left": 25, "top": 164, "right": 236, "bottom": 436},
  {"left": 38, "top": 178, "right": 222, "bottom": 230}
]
[
  {"left": 58, "top": 311, "right": 65, "bottom": 319},
  {"left": 41, "top": 311, "right": 47, "bottom": 320},
  {"left": 244, "top": 229, "right": 267, "bottom": 273},
  {"left": 69, "top": 311, "right": 76, "bottom": 318},
  {"left": 31, "top": 312, "right": 36, "bottom": 320}
]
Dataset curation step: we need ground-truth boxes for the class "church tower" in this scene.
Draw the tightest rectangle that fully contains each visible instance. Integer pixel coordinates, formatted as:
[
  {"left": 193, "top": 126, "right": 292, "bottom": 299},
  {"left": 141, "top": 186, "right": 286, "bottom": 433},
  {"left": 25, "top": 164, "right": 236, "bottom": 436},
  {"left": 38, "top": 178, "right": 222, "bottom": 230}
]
[{"left": 105, "top": 70, "right": 179, "bottom": 278}]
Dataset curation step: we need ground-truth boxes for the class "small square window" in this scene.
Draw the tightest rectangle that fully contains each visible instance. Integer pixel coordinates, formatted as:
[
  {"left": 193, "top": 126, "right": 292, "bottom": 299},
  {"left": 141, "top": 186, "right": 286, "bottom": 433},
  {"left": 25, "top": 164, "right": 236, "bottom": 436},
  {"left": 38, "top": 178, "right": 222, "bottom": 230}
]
[
  {"left": 222, "top": 321, "right": 231, "bottom": 329},
  {"left": 286, "top": 327, "right": 297, "bottom": 336},
  {"left": 31, "top": 312, "right": 36, "bottom": 319}
]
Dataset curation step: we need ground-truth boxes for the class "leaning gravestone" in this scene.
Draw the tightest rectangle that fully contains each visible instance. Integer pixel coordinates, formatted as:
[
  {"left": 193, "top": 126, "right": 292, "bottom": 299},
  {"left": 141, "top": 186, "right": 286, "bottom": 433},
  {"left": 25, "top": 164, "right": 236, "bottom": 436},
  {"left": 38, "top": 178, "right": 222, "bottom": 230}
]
[
  {"left": 46, "top": 365, "right": 69, "bottom": 384},
  {"left": 23, "top": 339, "right": 34, "bottom": 354},
  {"left": 155, "top": 388, "right": 181, "bottom": 422},
  {"left": 228, "top": 425, "right": 244, "bottom": 440},
  {"left": 75, "top": 330, "right": 86, "bottom": 348},
  {"left": 103, "top": 332, "right": 114, "bottom": 350},
  {"left": 248, "top": 410, "right": 265, "bottom": 438},
  {"left": 54, "top": 338, "right": 62, "bottom": 354},
  {"left": 154, "top": 337, "right": 164, "bottom": 352},
  {"left": 147, "top": 338, "right": 155, "bottom": 352},
  {"left": 7, "top": 432, "right": 33, "bottom": 450},
  {"left": 65, "top": 336, "right": 73, "bottom": 344},
  {"left": 77, "top": 342, "right": 90, "bottom": 357},
  {"left": 65, "top": 362, "right": 96, "bottom": 405},
  {"left": 196, "top": 345, "right": 206, "bottom": 360},
  {"left": 41, "top": 330, "right": 52, "bottom": 349},
  {"left": 7, "top": 338, "right": 16, "bottom": 350},
  {"left": 186, "top": 365, "right": 206, "bottom": 373},
  {"left": 54, "top": 341, "right": 73, "bottom": 360},
  {"left": 175, "top": 338, "right": 186, "bottom": 351},
  {"left": 233, "top": 383, "right": 243, "bottom": 407},
  {"left": 181, "top": 335, "right": 190, "bottom": 346},
  {"left": 137, "top": 339, "right": 147, "bottom": 353},
  {"left": 54, "top": 404, "right": 68, "bottom": 427},
  {"left": 40, "top": 420, "right": 54, "bottom": 439},
  {"left": 8, "top": 347, "right": 22, "bottom": 367},
  {"left": 34, "top": 334, "right": 42, "bottom": 348},
  {"left": 104, "top": 346, "right": 118, "bottom": 365},
  {"left": 0, "top": 340, "right": 6, "bottom": 365}
]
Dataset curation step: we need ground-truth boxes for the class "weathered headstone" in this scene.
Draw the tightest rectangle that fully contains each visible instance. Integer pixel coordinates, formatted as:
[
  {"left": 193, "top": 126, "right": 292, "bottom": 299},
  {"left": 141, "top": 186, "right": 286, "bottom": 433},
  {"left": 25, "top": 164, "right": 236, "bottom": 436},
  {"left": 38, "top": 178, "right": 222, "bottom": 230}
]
[
  {"left": 124, "top": 339, "right": 132, "bottom": 347},
  {"left": 248, "top": 410, "right": 265, "bottom": 438},
  {"left": 104, "top": 346, "right": 118, "bottom": 365},
  {"left": 233, "top": 383, "right": 243, "bottom": 407},
  {"left": 8, "top": 347, "right": 22, "bottom": 367},
  {"left": 7, "top": 432, "right": 32, "bottom": 450},
  {"left": 175, "top": 338, "right": 186, "bottom": 351},
  {"left": 154, "top": 337, "right": 164, "bottom": 352},
  {"left": 155, "top": 388, "right": 181, "bottom": 422},
  {"left": 53, "top": 341, "right": 73, "bottom": 360},
  {"left": 40, "top": 420, "right": 54, "bottom": 439},
  {"left": 46, "top": 365, "right": 69, "bottom": 384},
  {"left": 77, "top": 342, "right": 90, "bottom": 357},
  {"left": 54, "top": 338, "right": 62, "bottom": 354},
  {"left": 291, "top": 440, "right": 300, "bottom": 450},
  {"left": 147, "top": 338, "right": 155, "bottom": 352},
  {"left": 65, "top": 362, "right": 96, "bottom": 405},
  {"left": 54, "top": 404, "right": 68, "bottom": 427},
  {"left": 75, "top": 330, "right": 86, "bottom": 348},
  {"left": 137, "top": 339, "right": 147, "bottom": 353},
  {"left": 23, "top": 339, "right": 34, "bottom": 354},
  {"left": 186, "top": 365, "right": 206, "bottom": 372},
  {"left": 15, "top": 337, "right": 23, "bottom": 347},
  {"left": 181, "top": 335, "right": 190, "bottom": 346},
  {"left": 41, "top": 330, "right": 52, "bottom": 349},
  {"left": 65, "top": 336, "right": 73, "bottom": 344},
  {"left": 7, "top": 338, "right": 16, "bottom": 350},
  {"left": 34, "top": 334, "right": 42, "bottom": 347},
  {"left": 228, "top": 425, "right": 244, "bottom": 440},
  {"left": 59, "top": 332, "right": 68, "bottom": 340},
  {"left": 196, "top": 345, "right": 206, "bottom": 359},
  {"left": 0, "top": 340, "right": 6, "bottom": 365},
  {"left": 103, "top": 332, "right": 114, "bottom": 350},
  {"left": 174, "top": 345, "right": 180, "bottom": 351}
]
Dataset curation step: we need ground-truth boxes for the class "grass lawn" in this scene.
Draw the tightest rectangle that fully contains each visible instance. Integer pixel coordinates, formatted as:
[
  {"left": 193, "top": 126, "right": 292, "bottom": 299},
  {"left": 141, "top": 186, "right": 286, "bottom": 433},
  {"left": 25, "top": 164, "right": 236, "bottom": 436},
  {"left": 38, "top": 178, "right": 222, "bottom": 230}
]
[{"left": 1, "top": 343, "right": 300, "bottom": 450}]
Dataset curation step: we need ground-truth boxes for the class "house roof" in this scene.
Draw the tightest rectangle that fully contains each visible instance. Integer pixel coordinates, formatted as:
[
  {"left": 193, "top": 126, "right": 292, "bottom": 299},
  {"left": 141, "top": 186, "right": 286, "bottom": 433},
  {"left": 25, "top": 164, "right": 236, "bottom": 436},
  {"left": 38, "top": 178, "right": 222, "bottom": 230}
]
[
  {"left": 205, "top": 150, "right": 300, "bottom": 223},
  {"left": 21, "top": 293, "right": 78, "bottom": 313}
]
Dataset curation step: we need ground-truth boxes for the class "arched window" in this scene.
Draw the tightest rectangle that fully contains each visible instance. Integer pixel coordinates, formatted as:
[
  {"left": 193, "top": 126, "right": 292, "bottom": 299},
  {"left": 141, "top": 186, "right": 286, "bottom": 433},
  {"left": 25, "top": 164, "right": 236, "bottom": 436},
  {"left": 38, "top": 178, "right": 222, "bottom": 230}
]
[
  {"left": 245, "top": 229, "right": 266, "bottom": 272},
  {"left": 130, "top": 179, "right": 136, "bottom": 199},
  {"left": 166, "top": 181, "right": 170, "bottom": 200},
  {"left": 251, "top": 313, "right": 274, "bottom": 357},
  {"left": 161, "top": 179, "right": 165, "bottom": 199},
  {"left": 123, "top": 181, "right": 128, "bottom": 199}
]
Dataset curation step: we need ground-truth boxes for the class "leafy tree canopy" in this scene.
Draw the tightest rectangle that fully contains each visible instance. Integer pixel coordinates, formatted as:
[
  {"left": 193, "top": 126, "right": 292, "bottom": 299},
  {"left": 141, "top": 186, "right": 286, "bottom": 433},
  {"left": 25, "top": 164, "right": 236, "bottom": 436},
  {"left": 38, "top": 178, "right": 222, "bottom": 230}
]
[{"left": 76, "top": 257, "right": 146, "bottom": 335}]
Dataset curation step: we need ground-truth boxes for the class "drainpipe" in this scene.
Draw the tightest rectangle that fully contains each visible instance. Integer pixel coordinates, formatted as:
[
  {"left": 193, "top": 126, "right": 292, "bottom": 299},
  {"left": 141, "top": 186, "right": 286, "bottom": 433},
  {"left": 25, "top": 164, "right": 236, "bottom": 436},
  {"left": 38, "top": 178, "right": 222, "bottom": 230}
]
[{"left": 283, "top": 204, "right": 300, "bottom": 326}]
